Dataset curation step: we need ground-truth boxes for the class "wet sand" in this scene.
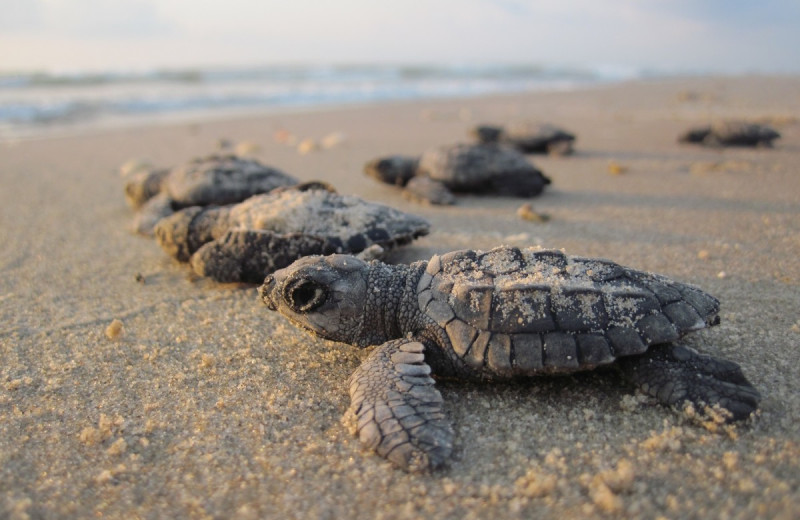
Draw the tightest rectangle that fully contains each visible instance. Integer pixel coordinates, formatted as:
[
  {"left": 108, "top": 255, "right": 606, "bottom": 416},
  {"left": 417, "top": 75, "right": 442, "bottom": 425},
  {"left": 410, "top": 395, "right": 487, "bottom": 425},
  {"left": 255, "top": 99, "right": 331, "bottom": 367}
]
[{"left": 2, "top": 76, "right": 799, "bottom": 519}]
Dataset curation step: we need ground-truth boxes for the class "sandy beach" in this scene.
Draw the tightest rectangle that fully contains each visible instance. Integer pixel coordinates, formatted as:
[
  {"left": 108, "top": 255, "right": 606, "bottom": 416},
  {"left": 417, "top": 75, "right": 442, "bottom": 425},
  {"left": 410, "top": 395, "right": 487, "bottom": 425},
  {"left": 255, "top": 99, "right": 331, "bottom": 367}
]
[{"left": 2, "top": 76, "right": 799, "bottom": 519}]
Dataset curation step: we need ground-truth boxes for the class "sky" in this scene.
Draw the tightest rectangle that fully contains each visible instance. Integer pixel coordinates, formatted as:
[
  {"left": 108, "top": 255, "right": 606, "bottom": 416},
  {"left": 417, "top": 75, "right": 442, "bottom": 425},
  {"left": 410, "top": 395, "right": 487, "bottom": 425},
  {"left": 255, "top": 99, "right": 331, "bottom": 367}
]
[{"left": 1, "top": 0, "right": 799, "bottom": 74}]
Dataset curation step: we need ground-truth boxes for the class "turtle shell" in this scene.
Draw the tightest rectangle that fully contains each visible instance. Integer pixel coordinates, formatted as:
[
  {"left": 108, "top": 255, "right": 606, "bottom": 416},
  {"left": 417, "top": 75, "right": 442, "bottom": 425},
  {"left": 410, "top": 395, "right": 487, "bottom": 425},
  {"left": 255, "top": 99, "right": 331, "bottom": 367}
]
[
  {"left": 679, "top": 122, "right": 781, "bottom": 147},
  {"left": 416, "top": 144, "right": 539, "bottom": 190},
  {"left": 708, "top": 122, "right": 781, "bottom": 146},
  {"left": 222, "top": 187, "right": 430, "bottom": 253},
  {"left": 416, "top": 246, "right": 719, "bottom": 376},
  {"left": 502, "top": 122, "right": 575, "bottom": 152},
  {"left": 164, "top": 154, "right": 298, "bottom": 207}
]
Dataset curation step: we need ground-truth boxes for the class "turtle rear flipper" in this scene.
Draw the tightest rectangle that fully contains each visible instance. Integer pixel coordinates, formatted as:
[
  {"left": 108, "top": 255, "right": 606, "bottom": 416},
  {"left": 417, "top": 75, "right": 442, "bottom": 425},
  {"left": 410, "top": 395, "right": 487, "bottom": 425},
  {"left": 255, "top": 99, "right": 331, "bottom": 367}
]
[
  {"left": 347, "top": 339, "right": 453, "bottom": 472},
  {"left": 617, "top": 344, "right": 760, "bottom": 421},
  {"left": 191, "top": 230, "right": 327, "bottom": 284}
]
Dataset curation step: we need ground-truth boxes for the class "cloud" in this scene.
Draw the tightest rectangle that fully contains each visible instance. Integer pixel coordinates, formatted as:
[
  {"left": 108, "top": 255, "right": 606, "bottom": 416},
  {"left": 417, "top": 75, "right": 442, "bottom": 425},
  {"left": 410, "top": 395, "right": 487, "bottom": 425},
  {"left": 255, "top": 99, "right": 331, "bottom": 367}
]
[
  {"left": 649, "top": 0, "right": 800, "bottom": 28},
  {"left": 0, "top": 0, "right": 172, "bottom": 38},
  {"left": 482, "top": 0, "right": 532, "bottom": 16},
  {"left": 0, "top": 0, "right": 798, "bottom": 73},
  {"left": 0, "top": 0, "right": 43, "bottom": 31}
]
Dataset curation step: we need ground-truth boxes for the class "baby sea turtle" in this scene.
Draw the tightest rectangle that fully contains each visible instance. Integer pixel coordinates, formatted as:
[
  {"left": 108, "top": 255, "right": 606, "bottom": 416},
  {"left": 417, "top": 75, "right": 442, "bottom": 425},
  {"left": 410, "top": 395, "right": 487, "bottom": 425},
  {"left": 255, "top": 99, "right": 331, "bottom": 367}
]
[
  {"left": 154, "top": 183, "right": 430, "bottom": 283},
  {"left": 364, "top": 144, "right": 550, "bottom": 205},
  {"left": 123, "top": 154, "right": 297, "bottom": 235},
  {"left": 678, "top": 122, "right": 781, "bottom": 147},
  {"left": 471, "top": 122, "right": 576, "bottom": 155},
  {"left": 261, "top": 245, "right": 760, "bottom": 471}
]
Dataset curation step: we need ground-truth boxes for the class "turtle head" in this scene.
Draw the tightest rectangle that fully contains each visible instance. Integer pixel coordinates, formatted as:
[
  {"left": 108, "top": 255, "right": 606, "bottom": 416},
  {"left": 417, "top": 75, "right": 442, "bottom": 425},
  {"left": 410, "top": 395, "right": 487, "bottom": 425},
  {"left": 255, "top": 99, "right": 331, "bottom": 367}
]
[
  {"left": 470, "top": 124, "right": 504, "bottom": 144},
  {"left": 260, "top": 255, "right": 371, "bottom": 345},
  {"left": 363, "top": 155, "right": 418, "bottom": 186}
]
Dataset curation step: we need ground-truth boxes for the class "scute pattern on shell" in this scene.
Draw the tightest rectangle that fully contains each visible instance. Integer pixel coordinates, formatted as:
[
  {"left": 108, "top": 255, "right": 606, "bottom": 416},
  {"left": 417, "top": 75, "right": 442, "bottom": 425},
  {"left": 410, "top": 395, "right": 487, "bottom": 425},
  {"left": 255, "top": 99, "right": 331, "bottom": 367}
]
[
  {"left": 418, "top": 246, "right": 719, "bottom": 375},
  {"left": 226, "top": 189, "right": 426, "bottom": 248}
]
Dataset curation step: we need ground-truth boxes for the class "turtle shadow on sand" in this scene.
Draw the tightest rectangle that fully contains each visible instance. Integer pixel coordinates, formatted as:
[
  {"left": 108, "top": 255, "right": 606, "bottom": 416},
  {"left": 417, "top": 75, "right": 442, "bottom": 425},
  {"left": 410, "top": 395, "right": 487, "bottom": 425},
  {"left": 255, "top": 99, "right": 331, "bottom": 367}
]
[{"left": 262, "top": 245, "right": 760, "bottom": 472}]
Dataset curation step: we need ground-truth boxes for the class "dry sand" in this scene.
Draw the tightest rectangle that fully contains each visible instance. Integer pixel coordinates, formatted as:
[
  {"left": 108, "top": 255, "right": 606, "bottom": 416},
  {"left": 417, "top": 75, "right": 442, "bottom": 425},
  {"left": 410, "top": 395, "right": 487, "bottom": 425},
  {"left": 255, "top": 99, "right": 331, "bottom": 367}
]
[{"left": 2, "top": 76, "right": 799, "bottom": 519}]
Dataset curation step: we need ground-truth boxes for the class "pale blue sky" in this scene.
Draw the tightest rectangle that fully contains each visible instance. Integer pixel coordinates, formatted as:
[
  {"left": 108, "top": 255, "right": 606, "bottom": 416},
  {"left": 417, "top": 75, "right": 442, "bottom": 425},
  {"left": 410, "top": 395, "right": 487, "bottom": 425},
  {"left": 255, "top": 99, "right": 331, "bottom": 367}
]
[{"left": 1, "top": 0, "right": 798, "bottom": 73}]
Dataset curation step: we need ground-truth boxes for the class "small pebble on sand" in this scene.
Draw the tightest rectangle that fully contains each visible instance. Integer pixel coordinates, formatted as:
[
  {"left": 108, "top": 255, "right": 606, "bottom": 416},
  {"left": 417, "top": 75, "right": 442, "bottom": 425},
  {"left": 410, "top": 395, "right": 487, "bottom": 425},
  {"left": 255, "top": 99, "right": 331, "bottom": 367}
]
[
  {"left": 321, "top": 132, "right": 346, "bottom": 149},
  {"left": 517, "top": 203, "right": 550, "bottom": 223},
  {"left": 274, "top": 129, "right": 296, "bottom": 145},
  {"left": 235, "top": 141, "right": 261, "bottom": 156},
  {"left": 607, "top": 161, "right": 628, "bottom": 175},
  {"left": 105, "top": 319, "right": 124, "bottom": 340},
  {"left": 297, "top": 139, "right": 318, "bottom": 155}
]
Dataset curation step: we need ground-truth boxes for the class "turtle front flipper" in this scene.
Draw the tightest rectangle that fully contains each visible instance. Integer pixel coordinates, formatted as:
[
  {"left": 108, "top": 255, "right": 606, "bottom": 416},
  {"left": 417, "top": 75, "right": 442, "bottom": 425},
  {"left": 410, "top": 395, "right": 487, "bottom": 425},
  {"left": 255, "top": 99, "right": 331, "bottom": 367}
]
[
  {"left": 617, "top": 344, "right": 760, "bottom": 421},
  {"left": 348, "top": 339, "right": 453, "bottom": 472},
  {"left": 191, "top": 230, "right": 327, "bottom": 284}
]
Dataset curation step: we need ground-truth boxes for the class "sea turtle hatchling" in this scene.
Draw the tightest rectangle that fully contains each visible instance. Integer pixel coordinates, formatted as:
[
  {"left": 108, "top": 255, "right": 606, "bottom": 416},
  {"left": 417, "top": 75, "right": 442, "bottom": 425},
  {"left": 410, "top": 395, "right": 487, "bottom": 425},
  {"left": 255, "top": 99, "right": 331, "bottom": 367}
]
[
  {"left": 471, "top": 122, "right": 576, "bottom": 155},
  {"left": 123, "top": 154, "right": 298, "bottom": 235},
  {"left": 678, "top": 121, "right": 781, "bottom": 148},
  {"left": 154, "top": 183, "right": 430, "bottom": 283},
  {"left": 261, "top": 245, "right": 760, "bottom": 471},
  {"left": 364, "top": 143, "right": 550, "bottom": 205}
]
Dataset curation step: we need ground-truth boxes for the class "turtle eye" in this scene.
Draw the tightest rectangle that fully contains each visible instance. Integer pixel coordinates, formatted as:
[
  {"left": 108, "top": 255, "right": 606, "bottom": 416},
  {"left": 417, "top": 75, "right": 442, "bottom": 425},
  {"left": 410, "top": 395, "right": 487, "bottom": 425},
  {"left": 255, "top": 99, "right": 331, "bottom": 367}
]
[{"left": 284, "top": 278, "right": 327, "bottom": 313}]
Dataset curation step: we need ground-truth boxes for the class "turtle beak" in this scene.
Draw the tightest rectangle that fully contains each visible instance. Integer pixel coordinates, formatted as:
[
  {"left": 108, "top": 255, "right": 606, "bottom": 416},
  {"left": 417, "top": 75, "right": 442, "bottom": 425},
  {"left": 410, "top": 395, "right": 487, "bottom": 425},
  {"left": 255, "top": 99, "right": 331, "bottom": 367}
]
[{"left": 260, "top": 275, "right": 277, "bottom": 311}]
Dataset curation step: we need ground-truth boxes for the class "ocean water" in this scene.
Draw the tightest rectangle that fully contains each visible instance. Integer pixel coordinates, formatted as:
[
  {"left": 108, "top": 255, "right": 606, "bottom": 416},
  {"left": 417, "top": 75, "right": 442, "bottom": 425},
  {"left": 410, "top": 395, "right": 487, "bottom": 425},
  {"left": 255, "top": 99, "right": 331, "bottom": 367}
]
[{"left": 0, "top": 64, "right": 641, "bottom": 141}]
